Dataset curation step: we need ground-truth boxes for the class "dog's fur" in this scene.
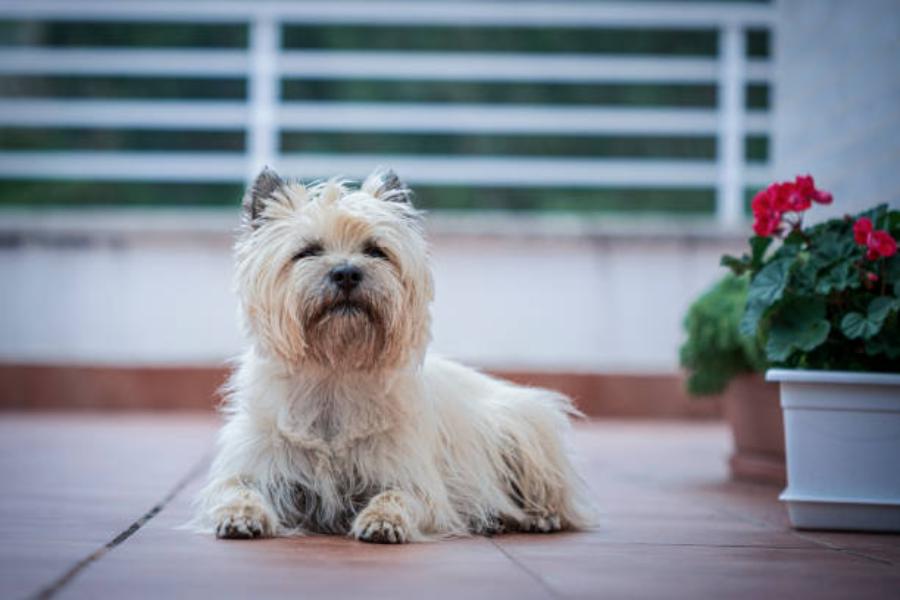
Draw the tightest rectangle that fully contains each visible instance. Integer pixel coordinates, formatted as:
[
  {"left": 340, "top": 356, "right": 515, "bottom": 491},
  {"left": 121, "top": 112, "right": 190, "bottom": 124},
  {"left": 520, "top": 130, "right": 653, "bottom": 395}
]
[{"left": 193, "top": 167, "right": 593, "bottom": 543}]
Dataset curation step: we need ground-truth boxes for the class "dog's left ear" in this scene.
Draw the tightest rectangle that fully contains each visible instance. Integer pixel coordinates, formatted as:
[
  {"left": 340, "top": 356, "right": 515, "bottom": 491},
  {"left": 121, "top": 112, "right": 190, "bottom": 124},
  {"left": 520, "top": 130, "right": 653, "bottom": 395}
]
[
  {"left": 243, "top": 167, "right": 285, "bottom": 228},
  {"left": 362, "top": 168, "right": 413, "bottom": 205}
]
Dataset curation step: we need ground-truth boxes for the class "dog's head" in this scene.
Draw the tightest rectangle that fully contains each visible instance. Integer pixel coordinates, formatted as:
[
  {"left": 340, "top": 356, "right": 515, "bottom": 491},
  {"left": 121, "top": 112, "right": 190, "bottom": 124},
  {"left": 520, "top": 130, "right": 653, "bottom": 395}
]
[{"left": 235, "top": 167, "right": 433, "bottom": 371}]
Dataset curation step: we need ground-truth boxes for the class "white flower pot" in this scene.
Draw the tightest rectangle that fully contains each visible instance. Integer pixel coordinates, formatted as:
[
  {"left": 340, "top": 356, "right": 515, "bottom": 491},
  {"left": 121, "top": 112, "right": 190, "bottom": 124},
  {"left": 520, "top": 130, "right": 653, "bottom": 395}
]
[{"left": 766, "top": 369, "right": 900, "bottom": 532}]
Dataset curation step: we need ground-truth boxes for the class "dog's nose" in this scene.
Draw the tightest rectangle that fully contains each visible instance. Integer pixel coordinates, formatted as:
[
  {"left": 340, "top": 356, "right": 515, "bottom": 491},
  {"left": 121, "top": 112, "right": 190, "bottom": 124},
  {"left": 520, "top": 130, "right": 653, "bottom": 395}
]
[{"left": 329, "top": 264, "right": 363, "bottom": 292}]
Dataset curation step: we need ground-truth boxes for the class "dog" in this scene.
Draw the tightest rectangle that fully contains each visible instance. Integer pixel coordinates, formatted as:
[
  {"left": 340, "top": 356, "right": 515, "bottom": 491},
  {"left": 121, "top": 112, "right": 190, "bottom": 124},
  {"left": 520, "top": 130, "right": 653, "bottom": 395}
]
[{"left": 193, "top": 167, "right": 593, "bottom": 543}]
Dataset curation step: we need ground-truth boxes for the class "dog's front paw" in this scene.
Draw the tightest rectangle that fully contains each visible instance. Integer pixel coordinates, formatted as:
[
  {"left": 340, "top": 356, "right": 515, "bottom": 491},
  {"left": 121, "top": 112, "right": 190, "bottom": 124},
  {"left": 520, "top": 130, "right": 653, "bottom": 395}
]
[
  {"left": 214, "top": 502, "right": 275, "bottom": 540},
  {"left": 355, "top": 515, "right": 408, "bottom": 544},
  {"left": 352, "top": 491, "right": 415, "bottom": 544},
  {"left": 520, "top": 513, "right": 562, "bottom": 533}
]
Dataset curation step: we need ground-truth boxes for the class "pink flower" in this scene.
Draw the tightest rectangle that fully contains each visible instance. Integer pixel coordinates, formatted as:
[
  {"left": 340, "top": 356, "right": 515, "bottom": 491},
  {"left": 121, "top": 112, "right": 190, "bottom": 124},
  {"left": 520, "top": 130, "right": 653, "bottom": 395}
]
[
  {"left": 854, "top": 218, "right": 897, "bottom": 260},
  {"left": 751, "top": 188, "right": 782, "bottom": 237},
  {"left": 794, "top": 175, "right": 833, "bottom": 205},
  {"left": 814, "top": 189, "right": 833, "bottom": 205},
  {"left": 867, "top": 230, "right": 898, "bottom": 260},
  {"left": 853, "top": 218, "right": 873, "bottom": 245},
  {"left": 784, "top": 182, "right": 811, "bottom": 212},
  {"left": 753, "top": 213, "right": 780, "bottom": 237},
  {"left": 749, "top": 175, "right": 833, "bottom": 238}
]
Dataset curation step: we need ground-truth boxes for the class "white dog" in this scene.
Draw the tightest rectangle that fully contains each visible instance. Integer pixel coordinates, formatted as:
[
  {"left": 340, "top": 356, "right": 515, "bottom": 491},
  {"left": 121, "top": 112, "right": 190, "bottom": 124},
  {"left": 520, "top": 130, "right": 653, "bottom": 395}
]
[{"left": 194, "top": 168, "right": 593, "bottom": 543}]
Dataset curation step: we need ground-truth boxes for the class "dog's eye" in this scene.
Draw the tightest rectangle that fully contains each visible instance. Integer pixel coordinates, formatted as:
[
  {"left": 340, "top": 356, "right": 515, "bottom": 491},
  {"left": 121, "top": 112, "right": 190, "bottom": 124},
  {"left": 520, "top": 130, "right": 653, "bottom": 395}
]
[
  {"left": 292, "top": 243, "right": 323, "bottom": 262},
  {"left": 363, "top": 242, "right": 388, "bottom": 260}
]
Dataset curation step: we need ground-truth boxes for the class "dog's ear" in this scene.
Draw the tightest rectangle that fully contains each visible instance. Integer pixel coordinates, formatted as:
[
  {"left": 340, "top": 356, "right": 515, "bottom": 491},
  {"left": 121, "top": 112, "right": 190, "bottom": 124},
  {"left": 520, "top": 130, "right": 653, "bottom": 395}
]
[
  {"left": 243, "top": 167, "right": 285, "bottom": 228},
  {"left": 362, "top": 168, "right": 413, "bottom": 205}
]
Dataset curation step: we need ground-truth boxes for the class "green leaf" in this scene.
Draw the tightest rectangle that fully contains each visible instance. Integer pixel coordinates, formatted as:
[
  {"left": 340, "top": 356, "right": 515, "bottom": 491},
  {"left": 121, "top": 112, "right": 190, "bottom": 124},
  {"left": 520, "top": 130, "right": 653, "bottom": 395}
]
[
  {"left": 740, "top": 258, "right": 792, "bottom": 336},
  {"left": 866, "top": 333, "right": 900, "bottom": 359},
  {"left": 811, "top": 230, "right": 857, "bottom": 270},
  {"left": 783, "top": 230, "right": 806, "bottom": 247},
  {"left": 870, "top": 296, "right": 896, "bottom": 322},
  {"left": 858, "top": 204, "right": 889, "bottom": 229},
  {"left": 894, "top": 281, "right": 900, "bottom": 298},
  {"left": 886, "top": 255, "right": 900, "bottom": 282},
  {"left": 749, "top": 236, "right": 773, "bottom": 270},
  {"left": 840, "top": 297, "right": 897, "bottom": 340},
  {"left": 887, "top": 210, "right": 900, "bottom": 233},
  {"left": 721, "top": 254, "right": 749, "bottom": 275},
  {"left": 841, "top": 312, "right": 876, "bottom": 339},
  {"left": 792, "top": 254, "right": 818, "bottom": 294},
  {"left": 815, "top": 261, "right": 859, "bottom": 294},
  {"left": 765, "top": 297, "right": 831, "bottom": 362}
]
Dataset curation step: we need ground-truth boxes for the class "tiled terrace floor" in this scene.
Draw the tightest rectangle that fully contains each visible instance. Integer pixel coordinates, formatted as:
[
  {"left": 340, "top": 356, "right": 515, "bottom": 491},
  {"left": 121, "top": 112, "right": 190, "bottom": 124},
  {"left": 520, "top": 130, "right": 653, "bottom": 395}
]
[{"left": 1, "top": 415, "right": 898, "bottom": 600}]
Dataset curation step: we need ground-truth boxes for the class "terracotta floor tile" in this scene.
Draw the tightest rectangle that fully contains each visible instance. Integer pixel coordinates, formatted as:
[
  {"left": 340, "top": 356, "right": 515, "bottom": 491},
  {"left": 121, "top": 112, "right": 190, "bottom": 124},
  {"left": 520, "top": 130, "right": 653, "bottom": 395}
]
[
  {"left": 59, "top": 479, "right": 549, "bottom": 600},
  {"left": 2, "top": 417, "right": 899, "bottom": 600},
  {"left": 0, "top": 414, "right": 216, "bottom": 599},
  {"left": 498, "top": 544, "right": 900, "bottom": 600},
  {"left": 795, "top": 530, "right": 900, "bottom": 566}
]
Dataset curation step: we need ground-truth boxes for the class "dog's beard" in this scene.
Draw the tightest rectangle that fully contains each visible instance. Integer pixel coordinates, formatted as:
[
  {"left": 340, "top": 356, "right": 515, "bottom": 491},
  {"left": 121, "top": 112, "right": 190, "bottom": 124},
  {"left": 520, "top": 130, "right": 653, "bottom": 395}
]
[{"left": 301, "top": 292, "right": 390, "bottom": 370}]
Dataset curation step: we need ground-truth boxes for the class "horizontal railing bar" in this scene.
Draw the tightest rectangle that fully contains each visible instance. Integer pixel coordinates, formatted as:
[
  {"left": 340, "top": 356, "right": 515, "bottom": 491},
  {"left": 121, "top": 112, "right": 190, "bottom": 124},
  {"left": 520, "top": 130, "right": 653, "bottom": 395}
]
[
  {"left": 279, "top": 103, "right": 771, "bottom": 135},
  {"left": 0, "top": 100, "right": 249, "bottom": 129},
  {"left": 0, "top": 49, "right": 250, "bottom": 77},
  {"left": 0, "top": 0, "right": 774, "bottom": 27},
  {"left": 0, "top": 151, "right": 772, "bottom": 188},
  {"left": 0, "top": 48, "right": 771, "bottom": 84},
  {"left": 283, "top": 156, "right": 718, "bottom": 186},
  {"left": 290, "top": 156, "right": 771, "bottom": 187},
  {"left": 0, "top": 152, "right": 247, "bottom": 181},
  {"left": 279, "top": 51, "right": 771, "bottom": 83},
  {"left": 0, "top": 100, "right": 770, "bottom": 136}
]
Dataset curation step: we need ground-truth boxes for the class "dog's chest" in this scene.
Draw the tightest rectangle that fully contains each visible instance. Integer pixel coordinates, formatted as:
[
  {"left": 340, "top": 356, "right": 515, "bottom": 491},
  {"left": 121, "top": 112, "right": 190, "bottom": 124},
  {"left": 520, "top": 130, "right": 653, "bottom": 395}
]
[
  {"left": 277, "top": 379, "right": 398, "bottom": 453},
  {"left": 289, "top": 476, "right": 374, "bottom": 534},
  {"left": 282, "top": 438, "right": 386, "bottom": 534},
  {"left": 273, "top": 388, "right": 398, "bottom": 531}
]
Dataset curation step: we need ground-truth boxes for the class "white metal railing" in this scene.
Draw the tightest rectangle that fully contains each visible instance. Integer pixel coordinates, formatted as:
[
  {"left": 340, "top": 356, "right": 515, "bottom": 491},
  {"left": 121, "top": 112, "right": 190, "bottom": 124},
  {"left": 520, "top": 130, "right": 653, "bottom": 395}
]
[{"left": 0, "top": 0, "right": 774, "bottom": 225}]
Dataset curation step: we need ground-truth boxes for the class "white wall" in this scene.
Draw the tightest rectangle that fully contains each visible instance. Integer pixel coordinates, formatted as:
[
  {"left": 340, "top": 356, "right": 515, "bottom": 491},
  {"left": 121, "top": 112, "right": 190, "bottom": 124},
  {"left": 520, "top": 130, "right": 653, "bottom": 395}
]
[
  {"left": 0, "top": 211, "right": 742, "bottom": 373},
  {"left": 773, "top": 0, "right": 900, "bottom": 218}
]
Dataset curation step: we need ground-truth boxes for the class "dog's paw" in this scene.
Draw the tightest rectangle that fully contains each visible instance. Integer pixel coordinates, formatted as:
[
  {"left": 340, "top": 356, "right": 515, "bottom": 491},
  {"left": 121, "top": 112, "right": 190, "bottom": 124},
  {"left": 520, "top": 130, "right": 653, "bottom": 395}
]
[
  {"left": 470, "top": 514, "right": 508, "bottom": 536},
  {"left": 214, "top": 503, "right": 274, "bottom": 540},
  {"left": 352, "top": 491, "right": 415, "bottom": 544},
  {"left": 520, "top": 513, "right": 563, "bottom": 533},
  {"left": 356, "top": 516, "right": 409, "bottom": 544}
]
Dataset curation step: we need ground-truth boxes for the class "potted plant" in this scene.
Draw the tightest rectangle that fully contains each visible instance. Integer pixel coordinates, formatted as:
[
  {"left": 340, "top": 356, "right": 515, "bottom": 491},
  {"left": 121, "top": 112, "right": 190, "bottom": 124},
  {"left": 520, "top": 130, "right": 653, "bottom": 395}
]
[
  {"left": 723, "top": 174, "right": 900, "bottom": 532},
  {"left": 679, "top": 274, "right": 784, "bottom": 484}
]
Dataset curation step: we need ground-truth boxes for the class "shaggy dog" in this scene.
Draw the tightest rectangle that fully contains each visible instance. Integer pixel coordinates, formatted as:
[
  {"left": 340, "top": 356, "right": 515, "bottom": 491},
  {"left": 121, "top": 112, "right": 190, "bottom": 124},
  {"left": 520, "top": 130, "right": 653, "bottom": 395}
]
[{"left": 194, "top": 167, "right": 593, "bottom": 543}]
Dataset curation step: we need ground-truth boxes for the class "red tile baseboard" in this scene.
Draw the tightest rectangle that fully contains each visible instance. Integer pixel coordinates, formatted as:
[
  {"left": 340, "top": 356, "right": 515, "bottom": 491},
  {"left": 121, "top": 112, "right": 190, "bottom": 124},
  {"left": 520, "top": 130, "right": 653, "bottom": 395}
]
[
  {"left": 0, "top": 364, "right": 229, "bottom": 412},
  {"left": 0, "top": 364, "right": 721, "bottom": 418}
]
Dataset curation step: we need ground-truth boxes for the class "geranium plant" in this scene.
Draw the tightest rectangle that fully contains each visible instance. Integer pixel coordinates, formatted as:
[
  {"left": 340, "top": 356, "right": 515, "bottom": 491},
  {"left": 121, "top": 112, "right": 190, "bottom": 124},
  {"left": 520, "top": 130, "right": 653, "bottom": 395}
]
[
  {"left": 722, "top": 175, "right": 900, "bottom": 371},
  {"left": 679, "top": 274, "right": 766, "bottom": 395}
]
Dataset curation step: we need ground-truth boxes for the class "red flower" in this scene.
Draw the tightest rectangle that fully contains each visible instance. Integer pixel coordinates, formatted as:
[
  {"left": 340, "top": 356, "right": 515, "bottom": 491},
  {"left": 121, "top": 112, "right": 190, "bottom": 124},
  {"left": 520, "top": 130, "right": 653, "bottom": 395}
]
[
  {"left": 794, "top": 174, "right": 833, "bottom": 205},
  {"left": 753, "top": 213, "right": 780, "bottom": 237},
  {"left": 854, "top": 217, "right": 898, "bottom": 260},
  {"left": 853, "top": 217, "right": 873, "bottom": 244},
  {"left": 749, "top": 175, "right": 833, "bottom": 238},
  {"left": 751, "top": 188, "right": 782, "bottom": 237},
  {"left": 783, "top": 182, "right": 811, "bottom": 212},
  {"left": 814, "top": 189, "right": 833, "bottom": 205},
  {"left": 867, "top": 230, "right": 897, "bottom": 260}
]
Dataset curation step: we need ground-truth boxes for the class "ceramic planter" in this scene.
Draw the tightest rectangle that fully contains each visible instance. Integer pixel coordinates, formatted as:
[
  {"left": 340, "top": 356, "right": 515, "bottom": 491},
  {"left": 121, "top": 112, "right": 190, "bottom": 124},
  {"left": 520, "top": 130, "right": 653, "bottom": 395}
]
[
  {"left": 723, "top": 374, "right": 785, "bottom": 485},
  {"left": 767, "top": 369, "right": 900, "bottom": 532}
]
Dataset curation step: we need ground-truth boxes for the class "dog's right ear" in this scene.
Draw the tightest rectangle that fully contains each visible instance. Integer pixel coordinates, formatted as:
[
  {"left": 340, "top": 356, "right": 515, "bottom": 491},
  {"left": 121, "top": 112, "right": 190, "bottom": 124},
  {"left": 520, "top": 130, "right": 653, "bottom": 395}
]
[
  {"left": 243, "top": 167, "right": 285, "bottom": 229},
  {"left": 362, "top": 167, "right": 413, "bottom": 205}
]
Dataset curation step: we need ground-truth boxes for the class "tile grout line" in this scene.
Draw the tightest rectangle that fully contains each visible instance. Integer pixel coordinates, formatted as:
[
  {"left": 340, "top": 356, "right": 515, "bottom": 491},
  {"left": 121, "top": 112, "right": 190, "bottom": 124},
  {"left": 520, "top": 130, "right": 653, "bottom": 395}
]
[
  {"left": 594, "top": 464, "right": 898, "bottom": 568},
  {"left": 790, "top": 532, "right": 895, "bottom": 567},
  {"left": 590, "top": 541, "right": 820, "bottom": 550},
  {"left": 28, "top": 454, "right": 211, "bottom": 600},
  {"left": 489, "top": 538, "right": 565, "bottom": 600},
  {"left": 686, "top": 494, "right": 898, "bottom": 568}
]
